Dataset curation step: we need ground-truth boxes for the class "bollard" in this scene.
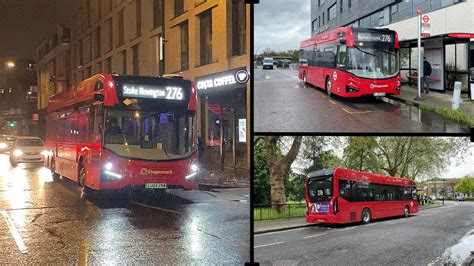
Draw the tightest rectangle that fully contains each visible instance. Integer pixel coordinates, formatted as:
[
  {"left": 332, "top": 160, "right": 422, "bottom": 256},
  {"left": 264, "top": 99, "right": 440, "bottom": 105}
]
[{"left": 452, "top": 81, "right": 462, "bottom": 110}]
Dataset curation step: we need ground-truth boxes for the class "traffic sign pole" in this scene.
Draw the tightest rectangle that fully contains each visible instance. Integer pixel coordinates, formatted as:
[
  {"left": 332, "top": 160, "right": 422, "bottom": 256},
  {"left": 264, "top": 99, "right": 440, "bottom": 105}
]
[{"left": 415, "top": 8, "right": 423, "bottom": 101}]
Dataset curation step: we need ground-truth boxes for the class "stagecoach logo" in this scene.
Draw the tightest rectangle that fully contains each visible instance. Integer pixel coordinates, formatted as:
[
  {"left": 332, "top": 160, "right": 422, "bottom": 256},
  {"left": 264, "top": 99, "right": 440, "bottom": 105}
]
[
  {"left": 140, "top": 168, "right": 173, "bottom": 176},
  {"left": 333, "top": 71, "right": 338, "bottom": 81},
  {"left": 370, "top": 84, "right": 389, "bottom": 89}
]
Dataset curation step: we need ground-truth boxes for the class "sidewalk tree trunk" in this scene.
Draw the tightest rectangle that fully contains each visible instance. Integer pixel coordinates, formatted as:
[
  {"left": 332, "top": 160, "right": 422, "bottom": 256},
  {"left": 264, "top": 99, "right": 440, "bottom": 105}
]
[{"left": 266, "top": 136, "right": 302, "bottom": 213}]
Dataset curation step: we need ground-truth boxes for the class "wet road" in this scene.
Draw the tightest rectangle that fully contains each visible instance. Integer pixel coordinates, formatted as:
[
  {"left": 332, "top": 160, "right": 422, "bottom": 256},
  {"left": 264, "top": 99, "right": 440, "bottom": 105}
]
[
  {"left": 0, "top": 155, "right": 249, "bottom": 264},
  {"left": 254, "top": 201, "right": 474, "bottom": 265},
  {"left": 254, "top": 67, "right": 468, "bottom": 133}
]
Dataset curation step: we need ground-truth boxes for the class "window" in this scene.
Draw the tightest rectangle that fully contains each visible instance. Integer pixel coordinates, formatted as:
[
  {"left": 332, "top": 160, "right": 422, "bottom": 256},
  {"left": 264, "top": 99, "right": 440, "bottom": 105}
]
[
  {"left": 322, "top": 12, "right": 325, "bottom": 25},
  {"left": 312, "top": 19, "right": 317, "bottom": 32},
  {"left": 105, "top": 56, "right": 112, "bottom": 73},
  {"left": 86, "top": 67, "right": 92, "bottom": 79},
  {"left": 104, "top": 0, "right": 112, "bottom": 14},
  {"left": 120, "top": 50, "right": 127, "bottom": 74},
  {"left": 96, "top": 62, "right": 102, "bottom": 74},
  {"left": 231, "top": 0, "right": 246, "bottom": 56},
  {"left": 328, "top": 4, "right": 336, "bottom": 21},
  {"left": 153, "top": 0, "right": 164, "bottom": 28},
  {"left": 318, "top": 0, "right": 325, "bottom": 7},
  {"left": 348, "top": 0, "right": 351, "bottom": 7},
  {"left": 180, "top": 22, "right": 189, "bottom": 71},
  {"left": 97, "top": 0, "right": 102, "bottom": 18},
  {"left": 77, "top": 39, "right": 83, "bottom": 66},
  {"left": 340, "top": 0, "right": 344, "bottom": 13},
  {"left": 339, "top": 179, "right": 415, "bottom": 202},
  {"left": 132, "top": 44, "right": 140, "bottom": 75},
  {"left": 106, "top": 18, "right": 113, "bottom": 52},
  {"left": 136, "top": 0, "right": 141, "bottom": 37},
  {"left": 199, "top": 10, "right": 212, "bottom": 66},
  {"left": 175, "top": 0, "right": 184, "bottom": 17},
  {"left": 88, "top": 32, "right": 93, "bottom": 62},
  {"left": 117, "top": 9, "right": 124, "bottom": 46},
  {"left": 95, "top": 27, "right": 101, "bottom": 59}
]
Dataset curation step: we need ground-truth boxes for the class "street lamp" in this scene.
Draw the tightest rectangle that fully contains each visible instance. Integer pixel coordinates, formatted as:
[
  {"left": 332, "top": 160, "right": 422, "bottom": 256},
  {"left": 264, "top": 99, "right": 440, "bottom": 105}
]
[{"left": 5, "top": 61, "right": 15, "bottom": 69}]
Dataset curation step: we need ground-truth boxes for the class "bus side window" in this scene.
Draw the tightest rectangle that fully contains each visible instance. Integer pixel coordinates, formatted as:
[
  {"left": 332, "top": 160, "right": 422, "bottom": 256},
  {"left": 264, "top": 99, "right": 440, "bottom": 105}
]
[{"left": 92, "top": 105, "right": 103, "bottom": 142}]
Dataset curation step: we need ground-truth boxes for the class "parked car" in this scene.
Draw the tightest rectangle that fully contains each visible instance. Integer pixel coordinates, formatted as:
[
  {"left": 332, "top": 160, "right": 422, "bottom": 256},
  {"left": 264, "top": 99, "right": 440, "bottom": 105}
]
[
  {"left": 456, "top": 196, "right": 465, "bottom": 201},
  {"left": 0, "top": 135, "right": 16, "bottom": 154},
  {"left": 9, "top": 136, "right": 49, "bottom": 166},
  {"left": 263, "top": 57, "right": 274, "bottom": 70}
]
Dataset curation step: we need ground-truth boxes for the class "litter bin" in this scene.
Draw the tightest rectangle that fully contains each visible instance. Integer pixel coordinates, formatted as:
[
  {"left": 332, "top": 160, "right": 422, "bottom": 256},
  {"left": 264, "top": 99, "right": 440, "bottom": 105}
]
[{"left": 470, "top": 68, "right": 474, "bottom": 100}]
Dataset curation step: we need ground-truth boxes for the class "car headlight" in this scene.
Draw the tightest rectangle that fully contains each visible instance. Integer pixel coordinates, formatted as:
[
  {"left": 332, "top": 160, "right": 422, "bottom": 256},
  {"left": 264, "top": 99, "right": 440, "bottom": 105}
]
[
  {"left": 0, "top": 143, "right": 7, "bottom": 149},
  {"left": 41, "top": 150, "right": 51, "bottom": 156},
  {"left": 13, "top": 149, "right": 23, "bottom": 156}
]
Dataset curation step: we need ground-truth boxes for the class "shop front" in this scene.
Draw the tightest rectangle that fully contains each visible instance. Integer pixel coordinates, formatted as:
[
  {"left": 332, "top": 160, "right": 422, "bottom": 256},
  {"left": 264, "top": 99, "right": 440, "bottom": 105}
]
[{"left": 195, "top": 67, "right": 249, "bottom": 172}]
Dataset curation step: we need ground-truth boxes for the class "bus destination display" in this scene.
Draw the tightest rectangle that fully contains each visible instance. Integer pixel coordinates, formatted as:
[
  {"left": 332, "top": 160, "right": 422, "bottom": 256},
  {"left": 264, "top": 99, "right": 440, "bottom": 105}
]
[
  {"left": 356, "top": 32, "right": 393, "bottom": 43},
  {"left": 122, "top": 84, "right": 184, "bottom": 100}
]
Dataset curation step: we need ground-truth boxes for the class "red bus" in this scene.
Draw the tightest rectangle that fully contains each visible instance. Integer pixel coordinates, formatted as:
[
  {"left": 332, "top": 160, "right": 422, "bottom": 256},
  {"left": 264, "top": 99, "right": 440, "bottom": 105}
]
[
  {"left": 306, "top": 168, "right": 418, "bottom": 224},
  {"left": 44, "top": 74, "right": 198, "bottom": 195},
  {"left": 299, "top": 27, "right": 401, "bottom": 97}
]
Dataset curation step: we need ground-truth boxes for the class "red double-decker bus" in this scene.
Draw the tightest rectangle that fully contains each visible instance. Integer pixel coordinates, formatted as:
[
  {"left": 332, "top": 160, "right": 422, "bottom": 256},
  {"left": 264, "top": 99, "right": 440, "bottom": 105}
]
[
  {"left": 299, "top": 27, "right": 401, "bottom": 97},
  {"left": 306, "top": 168, "right": 418, "bottom": 224},
  {"left": 44, "top": 74, "right": 198, "bottom": 195}
]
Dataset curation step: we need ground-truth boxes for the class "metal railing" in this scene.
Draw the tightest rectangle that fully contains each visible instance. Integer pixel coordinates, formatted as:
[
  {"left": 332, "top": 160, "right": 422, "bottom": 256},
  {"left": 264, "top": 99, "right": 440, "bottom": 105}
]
[{"left": 254, "top": 203, "right": 307, "bottom": 221}]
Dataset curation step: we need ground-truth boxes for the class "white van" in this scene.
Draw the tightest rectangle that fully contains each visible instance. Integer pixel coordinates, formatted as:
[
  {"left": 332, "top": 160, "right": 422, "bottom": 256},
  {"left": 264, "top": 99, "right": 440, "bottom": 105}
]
[{"left": 263, "top": 57, "right": 274, "bottom": 70}]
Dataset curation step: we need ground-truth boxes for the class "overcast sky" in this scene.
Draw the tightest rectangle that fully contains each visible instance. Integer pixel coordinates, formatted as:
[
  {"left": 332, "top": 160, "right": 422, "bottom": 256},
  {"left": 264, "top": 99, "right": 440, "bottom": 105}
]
[{"left": 254, "top": 0, "right": 311, "bottom": 54}]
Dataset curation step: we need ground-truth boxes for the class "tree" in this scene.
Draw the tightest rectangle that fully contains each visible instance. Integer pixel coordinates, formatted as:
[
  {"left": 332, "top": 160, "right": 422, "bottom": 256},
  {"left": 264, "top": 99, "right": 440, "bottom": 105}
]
[
  {"left": 266, "top": 136, "right": 302, "bottom": 212},
  {"left": 253, "top": 137, "right": 271, "bottom": 204},
  {"left": 455, "top": 176, "right": 474, "bottom": 194},
  {"left": 343, "top": 137, "right": 382, "bottom": 174}
]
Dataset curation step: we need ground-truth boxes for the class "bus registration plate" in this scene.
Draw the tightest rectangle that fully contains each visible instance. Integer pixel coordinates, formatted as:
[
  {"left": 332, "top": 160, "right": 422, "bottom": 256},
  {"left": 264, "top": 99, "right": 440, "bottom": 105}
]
[
  {"left": 145, "top": 183, "right": 167, "bottom": 189},
  {"left": 374, "top": 92, "right": 386, "bottom": 97}
]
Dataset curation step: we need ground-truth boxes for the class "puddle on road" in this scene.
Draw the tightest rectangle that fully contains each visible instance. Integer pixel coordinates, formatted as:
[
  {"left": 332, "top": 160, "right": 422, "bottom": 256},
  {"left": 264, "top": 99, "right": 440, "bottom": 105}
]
[
  {"left": 440, "top": 230, "right": 474, "bottom": 265},
  {"left": 382, "top": 98, "right": 470, "bottom": 133}
]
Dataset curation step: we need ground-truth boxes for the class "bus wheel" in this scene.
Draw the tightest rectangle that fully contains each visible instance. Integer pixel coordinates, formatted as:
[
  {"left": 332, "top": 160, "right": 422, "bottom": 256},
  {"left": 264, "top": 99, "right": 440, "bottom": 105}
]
[
  {"left": 51, "top": 158, "right": 60, "bottom": 182},
  {"left": 404, "top": 206, "right": 410, "bottom": 217},
  {"left": 326, "top": 77, "right": 332, "bottom": 96},
  {"left": 361, "top": 208, "right": 371, "bottom": 224},
  {"left": 303, "top": 72, "right": 307, "bottom": 84}
]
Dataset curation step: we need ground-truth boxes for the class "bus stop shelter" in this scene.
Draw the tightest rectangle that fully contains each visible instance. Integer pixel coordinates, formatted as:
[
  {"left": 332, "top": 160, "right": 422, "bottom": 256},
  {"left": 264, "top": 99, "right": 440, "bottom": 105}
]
[{"left": 399, "top": 32, "right": 474, "bottom": 99}]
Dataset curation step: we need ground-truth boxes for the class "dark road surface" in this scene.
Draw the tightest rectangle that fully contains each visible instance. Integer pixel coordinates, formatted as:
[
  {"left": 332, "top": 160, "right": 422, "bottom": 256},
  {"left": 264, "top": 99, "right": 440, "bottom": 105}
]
[
  {"left": 255, "top": 201, "right": 474, "bottom": 265},
  {"left": 254, "top": 67, "right": 468, "bottom": 133},
  {"left": 0, "top": 155, "right": 249, "bottom": 264}
]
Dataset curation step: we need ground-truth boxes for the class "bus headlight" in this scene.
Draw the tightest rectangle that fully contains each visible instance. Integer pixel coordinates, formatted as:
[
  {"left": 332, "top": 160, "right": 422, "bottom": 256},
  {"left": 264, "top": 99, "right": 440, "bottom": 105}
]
[
  {"left": 13, "top": 149, "right": 23, "bottom": 157},
  {"left": 186, "top": 164, "right": 199, "bottom": 180},
  {"left": 41, "top": 150, "right": 52, "bottom": 156},
  {"left": 104, "top": 162, "right": 113, "bottom": 170},
  {"left": 104, "top": 170, "right": 123, "bottom": 180}
]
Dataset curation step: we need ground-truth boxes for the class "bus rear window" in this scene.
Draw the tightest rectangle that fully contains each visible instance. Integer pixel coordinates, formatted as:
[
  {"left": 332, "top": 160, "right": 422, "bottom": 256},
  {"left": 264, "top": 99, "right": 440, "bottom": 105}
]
[{"left": 308, "top": 175, "right": 333, "bottom": 202}]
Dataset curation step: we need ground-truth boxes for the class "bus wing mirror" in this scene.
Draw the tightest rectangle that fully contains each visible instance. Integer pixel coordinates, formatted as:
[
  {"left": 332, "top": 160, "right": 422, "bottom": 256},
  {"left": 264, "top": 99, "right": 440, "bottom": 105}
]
[
  {"left": 94, "top": 93, "right": 104, "bottom": 102},
  {"left": 339, "top": 39, "right": 347, "bottom": 45}
]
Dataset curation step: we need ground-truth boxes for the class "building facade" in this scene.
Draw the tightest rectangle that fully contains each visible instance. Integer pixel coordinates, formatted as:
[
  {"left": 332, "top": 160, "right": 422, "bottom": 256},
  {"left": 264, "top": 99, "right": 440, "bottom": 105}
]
[
  {"left": 310, "top": 0, "right": 473, "bottom": 96},
  {"left": 36, "top": 0, "right": 250, "bottom": 173}
]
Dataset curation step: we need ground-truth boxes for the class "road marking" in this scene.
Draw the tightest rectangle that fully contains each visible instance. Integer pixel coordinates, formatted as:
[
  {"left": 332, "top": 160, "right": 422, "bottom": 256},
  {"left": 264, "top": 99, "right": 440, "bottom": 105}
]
[
  {"left": 329, "top": 100, "right": 337, "bottom": 105},
  {"left": 342, "top": 108, "right": 373, "bottom": 115},
  {"left": 255, "top": 227, "right": 309, "bottom": 236},
  {"left": 338, "top": 226, "right": 356, "bottom": 231},
  {"left": 364, "top": 223, "right": 375, "bottom": 226},
  {"left": 78, "top": 239, "right": 89, "bottom": 266},
  {"left": 131, "top": 201, "right": 183, "bottom": 215},
  {"left": 254, "top": 241, "right": 284, "bottom": 248},
  {"left": 1, "top": 210, "right": 27, "bottom": 254},
  {"left": 303, "top": 232, "right": 327, "bottom": 239}
]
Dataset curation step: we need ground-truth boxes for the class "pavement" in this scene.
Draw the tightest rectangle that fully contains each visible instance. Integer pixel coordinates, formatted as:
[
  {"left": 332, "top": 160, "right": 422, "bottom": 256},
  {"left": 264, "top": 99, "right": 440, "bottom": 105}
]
[
  {"left": 388, "top": 85, "right": 474, "bottom": 118},
  {"left": 254, "top": 202, "right": 446, "bottom": 234},
  {"left": 254, "top": 201, "right": 474, "bottom": 265},
  {"left": 254, "top": 67, "right": 470, "bottom": 133},
  {"left": 0, "top": 155, "right": 250, "bottom": 264},
  {"left": 196, "top": 164, "right": 250, "bottom": 190}
]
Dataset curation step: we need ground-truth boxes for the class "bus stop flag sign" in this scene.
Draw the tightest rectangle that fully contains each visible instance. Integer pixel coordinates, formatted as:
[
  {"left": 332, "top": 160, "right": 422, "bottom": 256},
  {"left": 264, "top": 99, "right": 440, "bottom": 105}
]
[{"left": 422, "top": 14, "right": 430, "bottom": 37}]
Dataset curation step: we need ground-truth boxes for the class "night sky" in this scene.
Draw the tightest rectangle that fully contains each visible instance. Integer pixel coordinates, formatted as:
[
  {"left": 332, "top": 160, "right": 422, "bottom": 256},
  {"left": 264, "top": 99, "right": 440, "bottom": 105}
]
[{"left": 0, "top": 0, "right": 75, "bottom": 60}]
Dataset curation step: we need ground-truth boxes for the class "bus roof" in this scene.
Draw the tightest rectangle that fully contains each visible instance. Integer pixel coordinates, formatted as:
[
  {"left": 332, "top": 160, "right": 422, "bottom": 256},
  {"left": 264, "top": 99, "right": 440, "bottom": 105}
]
[
  {"left": 307, "top": 167, "right": 415, "bottom": 186},
  {"left": 300, "top": 27, "right": 398, "bottom": 49}
]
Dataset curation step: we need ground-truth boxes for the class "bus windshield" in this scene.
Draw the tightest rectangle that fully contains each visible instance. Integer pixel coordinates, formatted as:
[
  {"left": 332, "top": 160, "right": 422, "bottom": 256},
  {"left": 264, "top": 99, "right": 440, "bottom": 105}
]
[
  {"left": 308, "top": 175, "right": 333, "bottom": 202},
  {"left": 104, "top": 109, "right": 196, "bottom": 160},
  {"left": 347, "top": 46, "right": 399, "bottom": 79}
]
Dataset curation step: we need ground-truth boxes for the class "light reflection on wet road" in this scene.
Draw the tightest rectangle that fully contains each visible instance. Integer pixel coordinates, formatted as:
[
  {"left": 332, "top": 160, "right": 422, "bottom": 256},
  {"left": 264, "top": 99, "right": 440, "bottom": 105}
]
[{"left": 0, "top": 154, "right": 249, "bottom": 264}]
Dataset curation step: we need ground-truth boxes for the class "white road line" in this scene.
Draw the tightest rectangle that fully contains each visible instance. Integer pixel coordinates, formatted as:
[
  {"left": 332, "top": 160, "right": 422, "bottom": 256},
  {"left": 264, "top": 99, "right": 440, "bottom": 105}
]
[
  {"left": 338, "top": 226, "right": 356, "bottom": 231},
  {"left": 303, "top": 233, "right": 327, "bottom": 239},
  {"left": 1, "top": 210, "right": 27, "bottom": 254},
  {"left": 255, "top": 227, "right": 309, "bottom": 236},
  {"left": 364, "top": 223, "right": 376, "bottom": 226},
  {"left": 130, "top": 201, "right": 183, "bottom": 215},
  {"left": 254, "top": 241, "right": 284, "bottom": 248}
]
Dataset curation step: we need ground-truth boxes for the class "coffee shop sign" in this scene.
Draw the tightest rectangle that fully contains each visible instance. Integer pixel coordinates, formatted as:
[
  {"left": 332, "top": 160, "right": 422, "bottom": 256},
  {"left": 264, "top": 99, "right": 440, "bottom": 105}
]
[{"left": 197, "top": 68, "right": 249, "bottom": 91}]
